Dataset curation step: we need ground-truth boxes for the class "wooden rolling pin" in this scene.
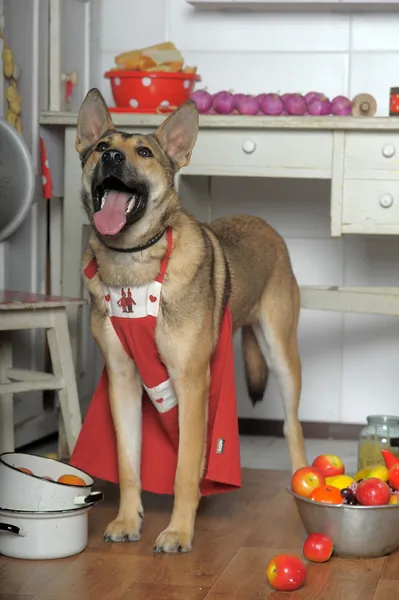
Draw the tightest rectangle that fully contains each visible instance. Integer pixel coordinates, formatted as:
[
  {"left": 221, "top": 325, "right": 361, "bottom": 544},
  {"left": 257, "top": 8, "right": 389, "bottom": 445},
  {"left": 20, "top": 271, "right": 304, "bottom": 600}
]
[{"left": 352, "top": 93, "right": 377, "bottom": 117}]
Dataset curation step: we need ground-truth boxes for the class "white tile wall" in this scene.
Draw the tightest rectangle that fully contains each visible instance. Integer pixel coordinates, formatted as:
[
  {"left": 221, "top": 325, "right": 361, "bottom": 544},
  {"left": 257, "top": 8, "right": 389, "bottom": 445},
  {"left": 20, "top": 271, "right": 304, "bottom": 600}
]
[{"left": 98, "top": 0, "right": 399, "bottom": 425}]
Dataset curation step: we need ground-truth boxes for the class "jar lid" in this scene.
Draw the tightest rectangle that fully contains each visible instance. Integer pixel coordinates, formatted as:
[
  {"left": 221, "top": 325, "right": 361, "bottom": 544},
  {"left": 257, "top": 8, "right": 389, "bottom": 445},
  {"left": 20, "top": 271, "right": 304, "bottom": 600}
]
[{"left": 367, "top": 415, "right": 399, "bottom": 425}]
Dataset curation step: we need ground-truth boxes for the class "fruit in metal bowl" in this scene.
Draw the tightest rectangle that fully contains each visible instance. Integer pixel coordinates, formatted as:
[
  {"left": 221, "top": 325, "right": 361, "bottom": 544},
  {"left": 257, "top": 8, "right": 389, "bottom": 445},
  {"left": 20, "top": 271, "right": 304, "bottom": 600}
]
[
  {"left": 356, "top": 478, "right": 391, "bottom": 506},
  {"left": 291, "top": 466, "right": 325, "bottom": 499}
]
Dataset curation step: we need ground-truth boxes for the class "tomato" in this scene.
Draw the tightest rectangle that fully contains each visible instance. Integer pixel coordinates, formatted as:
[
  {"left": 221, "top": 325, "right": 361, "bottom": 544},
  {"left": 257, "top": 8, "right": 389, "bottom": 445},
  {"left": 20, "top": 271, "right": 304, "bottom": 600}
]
[
  {"left": 309, "top": 484, "right": 342, "bottom": 505},
  {"left": 18, "top": 467, "right": 33, "bottom": 475}
]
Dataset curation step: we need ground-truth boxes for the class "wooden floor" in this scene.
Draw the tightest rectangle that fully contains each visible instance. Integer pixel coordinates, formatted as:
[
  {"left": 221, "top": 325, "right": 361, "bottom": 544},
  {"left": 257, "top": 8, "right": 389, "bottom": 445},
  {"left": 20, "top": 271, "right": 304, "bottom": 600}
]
[{"left": 1, "top": 468, "right": 399, "bottom": 599}]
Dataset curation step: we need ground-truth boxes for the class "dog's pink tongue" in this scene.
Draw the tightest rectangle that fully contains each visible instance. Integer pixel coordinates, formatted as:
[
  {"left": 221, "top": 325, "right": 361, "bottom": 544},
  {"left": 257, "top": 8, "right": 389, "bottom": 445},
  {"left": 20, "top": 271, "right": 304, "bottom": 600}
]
[{"left": 93, "top": 191, "right": 131, "bottom": 235}]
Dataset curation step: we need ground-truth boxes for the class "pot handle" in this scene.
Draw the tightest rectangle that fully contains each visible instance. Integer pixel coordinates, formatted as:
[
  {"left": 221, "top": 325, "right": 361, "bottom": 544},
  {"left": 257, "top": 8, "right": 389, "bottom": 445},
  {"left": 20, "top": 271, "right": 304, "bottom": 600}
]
[
  {"left": 74, "top": 491, "right": 104, "bottom": 505},
  {"left": 0, "top": 522, "right": 20, "bottom": 535}
]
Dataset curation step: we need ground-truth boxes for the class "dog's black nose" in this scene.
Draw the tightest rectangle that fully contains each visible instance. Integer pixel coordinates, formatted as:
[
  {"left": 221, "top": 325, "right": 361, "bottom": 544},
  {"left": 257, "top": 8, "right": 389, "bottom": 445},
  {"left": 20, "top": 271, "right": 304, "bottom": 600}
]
[{"left": 101, "top": 149, "right": 126, "bottom": 164}]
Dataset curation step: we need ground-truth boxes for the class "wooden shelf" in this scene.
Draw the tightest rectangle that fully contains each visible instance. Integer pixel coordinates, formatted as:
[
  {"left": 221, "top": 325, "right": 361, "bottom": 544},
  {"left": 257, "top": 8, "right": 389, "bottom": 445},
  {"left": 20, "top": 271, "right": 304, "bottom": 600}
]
[
  {"left": 186, "top": 0, "right": 399, "bottom": 12},
  {"left": 40, "top": 112, "right": 399, "bottom": 131}
]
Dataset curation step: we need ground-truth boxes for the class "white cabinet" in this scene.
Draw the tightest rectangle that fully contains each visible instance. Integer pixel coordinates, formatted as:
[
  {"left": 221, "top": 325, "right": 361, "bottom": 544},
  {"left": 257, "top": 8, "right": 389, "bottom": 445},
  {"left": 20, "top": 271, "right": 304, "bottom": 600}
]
[{"left": 342, "top": 180, "right": 399, "bottom": 234}]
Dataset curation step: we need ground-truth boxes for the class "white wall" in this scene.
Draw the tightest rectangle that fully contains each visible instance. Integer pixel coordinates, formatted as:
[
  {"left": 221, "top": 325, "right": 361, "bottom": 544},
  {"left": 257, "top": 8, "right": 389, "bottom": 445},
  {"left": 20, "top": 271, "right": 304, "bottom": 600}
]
[{"left": 96, "top": 0, "right": 399, "bottom": 425}]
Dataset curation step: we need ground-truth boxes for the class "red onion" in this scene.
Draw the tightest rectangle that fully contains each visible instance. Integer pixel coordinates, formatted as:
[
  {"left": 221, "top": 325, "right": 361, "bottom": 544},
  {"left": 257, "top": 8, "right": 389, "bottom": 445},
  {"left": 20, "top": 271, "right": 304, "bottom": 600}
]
[
  {"left": 284, "top": 93, "right": 307, "bottom": 115},
  {"left": 256, "top": 93, "right": 268, "bottom": 104},
  {"left": 235, "top": 94, "right": 259, "bottom": 115},
  {"left": 213, "top": 91, "right": 236, "bottom": 115},
  {"left": 281, "top": 93, "right": 293, "bottom": 106},
  {"left": 234, "top": 93, "right": 247, "bottom": 103},
  {"left": 305, "top": 91, "right": 324, "bottom": 105},
  {"left": 308, "top": 96, "right": 332, "bottom": 116},
  {"left": 259, "top": 93, "right": 283, "bottom": 116},
  {"left": 332, "top": 95, "right": 352, "bottom": 116},
  {"left": 190, "top": 89, "right": 213, "bottom": 114}
]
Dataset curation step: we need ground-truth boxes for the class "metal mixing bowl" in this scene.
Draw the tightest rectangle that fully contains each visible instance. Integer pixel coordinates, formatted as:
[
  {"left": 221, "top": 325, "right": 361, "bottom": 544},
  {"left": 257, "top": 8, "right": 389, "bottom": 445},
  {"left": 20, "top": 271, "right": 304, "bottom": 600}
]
[{"left": 288, "top": 487, "right": 399, "bottom": 557}]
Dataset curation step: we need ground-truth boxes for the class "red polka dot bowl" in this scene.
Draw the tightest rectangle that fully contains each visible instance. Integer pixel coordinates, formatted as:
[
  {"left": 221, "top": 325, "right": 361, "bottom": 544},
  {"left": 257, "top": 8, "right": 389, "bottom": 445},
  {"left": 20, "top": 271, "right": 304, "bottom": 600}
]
[{"left": 104, "top": 69, "right": 201, "bottom": 113}]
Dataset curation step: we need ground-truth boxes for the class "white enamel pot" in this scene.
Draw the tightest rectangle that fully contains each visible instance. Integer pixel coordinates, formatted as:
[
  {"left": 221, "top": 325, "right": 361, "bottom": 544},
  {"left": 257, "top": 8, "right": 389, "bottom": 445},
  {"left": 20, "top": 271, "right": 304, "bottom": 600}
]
[
  {"left": 0, "top": 452, "right": 103, "bottom": 511},
  {"left": 0, "top": 503, "right": 94, "bottom": 560}
]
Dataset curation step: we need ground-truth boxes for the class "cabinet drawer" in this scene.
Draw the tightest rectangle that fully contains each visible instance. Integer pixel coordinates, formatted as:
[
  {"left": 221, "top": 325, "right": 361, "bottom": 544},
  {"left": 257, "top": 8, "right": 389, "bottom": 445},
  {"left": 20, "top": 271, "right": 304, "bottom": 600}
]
[
  {"left": 345, "top": 133, "right": 399, "bottom": 172},
  {"left": 190, "top": 130, "right": 333, "bottom": 173},
  {"left": 342, "top": 179, "right": 399, "bottom": 234}
]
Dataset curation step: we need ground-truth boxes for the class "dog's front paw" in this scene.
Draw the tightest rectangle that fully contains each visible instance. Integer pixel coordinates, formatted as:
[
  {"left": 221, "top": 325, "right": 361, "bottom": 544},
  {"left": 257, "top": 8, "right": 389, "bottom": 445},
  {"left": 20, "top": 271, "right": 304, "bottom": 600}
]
[
  {"left": 104, "top": 511, "right": 143, "bottom": 543},
  {"left": 153, "top": 528, "right": 193, "bottom": 554}
]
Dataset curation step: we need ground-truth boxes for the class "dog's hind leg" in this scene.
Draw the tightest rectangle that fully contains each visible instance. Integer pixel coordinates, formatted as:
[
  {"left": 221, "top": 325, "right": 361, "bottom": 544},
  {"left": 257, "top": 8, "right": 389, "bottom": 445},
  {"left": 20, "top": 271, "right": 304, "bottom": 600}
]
[{"left": 252, "top": 276, "right": 307, "bottom": 473}]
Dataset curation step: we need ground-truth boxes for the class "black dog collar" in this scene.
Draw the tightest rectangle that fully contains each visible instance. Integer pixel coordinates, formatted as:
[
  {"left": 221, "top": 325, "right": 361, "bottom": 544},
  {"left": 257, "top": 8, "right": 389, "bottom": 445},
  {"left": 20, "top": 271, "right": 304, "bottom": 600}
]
[{"left": 102, "top": 229, "right": 166, "bottom": 253}]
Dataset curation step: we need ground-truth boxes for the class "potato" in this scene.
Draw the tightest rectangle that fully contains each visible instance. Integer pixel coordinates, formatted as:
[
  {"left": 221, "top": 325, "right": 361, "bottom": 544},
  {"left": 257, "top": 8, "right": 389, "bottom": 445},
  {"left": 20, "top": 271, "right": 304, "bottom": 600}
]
[
  {"left": 6, "top": 108, "right": 17, "bottom": 127},
  {"left": 2, "top": 47, "right": 14, "bottom": 79},
  {"left": 6, "top": 85, "right": 22, "bottom": 115}
]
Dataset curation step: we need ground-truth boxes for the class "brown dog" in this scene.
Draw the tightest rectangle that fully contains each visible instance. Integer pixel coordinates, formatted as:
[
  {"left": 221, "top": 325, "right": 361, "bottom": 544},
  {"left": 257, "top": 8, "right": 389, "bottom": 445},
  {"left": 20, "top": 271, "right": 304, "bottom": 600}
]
[{"left": 75, "top": 88, "right": 307, "bottom": 553}]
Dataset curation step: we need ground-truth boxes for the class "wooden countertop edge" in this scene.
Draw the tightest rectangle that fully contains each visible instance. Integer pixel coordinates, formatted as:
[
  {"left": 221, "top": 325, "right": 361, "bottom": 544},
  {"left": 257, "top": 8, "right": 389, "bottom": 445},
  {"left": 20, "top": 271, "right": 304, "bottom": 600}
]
[{"left": 39, "top": 111, "right": 399, "bottom": 131}]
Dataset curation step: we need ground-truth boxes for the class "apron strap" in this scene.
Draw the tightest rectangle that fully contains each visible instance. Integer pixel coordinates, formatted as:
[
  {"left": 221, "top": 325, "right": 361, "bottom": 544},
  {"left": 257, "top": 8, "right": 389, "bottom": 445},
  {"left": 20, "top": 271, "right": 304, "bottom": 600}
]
[
  {"left": 83, "top": 227, "right": 173, "bottom": 284},
  {"left": 155, "top": 227, "right": 173, "bottom": 284}
]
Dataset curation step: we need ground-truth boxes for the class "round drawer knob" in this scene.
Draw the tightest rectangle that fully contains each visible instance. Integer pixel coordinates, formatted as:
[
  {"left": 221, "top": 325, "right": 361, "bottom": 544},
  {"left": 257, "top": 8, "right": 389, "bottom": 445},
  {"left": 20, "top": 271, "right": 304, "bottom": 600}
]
[
  {"left": 380, "top": 193, "right": 394, "bottom": 208},
  {"left": 382, "top": 144, "right": 396, "bottom": 158},
  {"left": 242, "top": 140, "right": 256, "bottom": 154}
]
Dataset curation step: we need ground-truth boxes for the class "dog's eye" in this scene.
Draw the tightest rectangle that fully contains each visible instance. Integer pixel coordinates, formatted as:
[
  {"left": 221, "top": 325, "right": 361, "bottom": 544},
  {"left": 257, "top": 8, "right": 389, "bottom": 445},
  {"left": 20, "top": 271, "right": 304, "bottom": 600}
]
[
  {"left": 137, "top": 146, "right": 153, "bottom": 158},
  {"left": 96, "top": 142, "right": 108, "bottom": 152}
]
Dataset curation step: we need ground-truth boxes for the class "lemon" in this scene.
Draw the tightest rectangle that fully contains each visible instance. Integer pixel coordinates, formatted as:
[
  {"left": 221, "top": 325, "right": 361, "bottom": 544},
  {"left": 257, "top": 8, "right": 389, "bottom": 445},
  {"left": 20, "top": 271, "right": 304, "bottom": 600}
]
[
  {"left": 354, "top": 468, "right": 369, "bottom": 482},
  {"left": 365, "top": 465, "right": 389, "bottom": 483},
  {"left": 325, "top": 474, "right": 355, "bottom": 490}
]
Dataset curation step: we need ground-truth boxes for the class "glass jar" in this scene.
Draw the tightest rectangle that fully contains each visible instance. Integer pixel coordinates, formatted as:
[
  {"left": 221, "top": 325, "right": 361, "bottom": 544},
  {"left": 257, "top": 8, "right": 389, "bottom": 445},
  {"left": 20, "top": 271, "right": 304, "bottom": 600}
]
[{"left": 358, "top": 415, "right": 399, "bottom": 471}]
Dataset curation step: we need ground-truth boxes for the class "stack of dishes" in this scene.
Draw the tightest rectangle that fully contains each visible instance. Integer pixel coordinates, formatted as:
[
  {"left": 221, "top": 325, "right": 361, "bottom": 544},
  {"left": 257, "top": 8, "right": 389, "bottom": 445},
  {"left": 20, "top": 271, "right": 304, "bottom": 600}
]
[{"left": 0, "top": 452, "right": 103, "bottom": 559}]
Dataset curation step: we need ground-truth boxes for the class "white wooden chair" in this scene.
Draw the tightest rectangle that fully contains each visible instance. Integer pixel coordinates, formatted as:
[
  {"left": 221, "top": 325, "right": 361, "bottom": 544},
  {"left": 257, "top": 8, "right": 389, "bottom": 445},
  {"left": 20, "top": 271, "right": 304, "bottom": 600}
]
[{"left": 0, "top": 290, "right": 85, "bottom": 456}]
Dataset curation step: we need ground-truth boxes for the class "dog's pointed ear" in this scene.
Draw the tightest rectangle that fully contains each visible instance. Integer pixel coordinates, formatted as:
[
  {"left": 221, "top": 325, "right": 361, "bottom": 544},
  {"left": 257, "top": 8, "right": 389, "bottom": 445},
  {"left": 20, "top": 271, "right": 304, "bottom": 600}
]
[
  {"left": 76, "top": 88, "right": 114, "bottom": 155},
  {"left": 153, "top": 100, "right": 199, "bottom": 170}
]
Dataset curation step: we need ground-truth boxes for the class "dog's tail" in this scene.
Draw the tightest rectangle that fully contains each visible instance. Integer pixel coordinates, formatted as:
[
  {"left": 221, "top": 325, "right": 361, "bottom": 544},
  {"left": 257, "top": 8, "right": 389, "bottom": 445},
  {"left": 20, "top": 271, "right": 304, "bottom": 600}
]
[{"left": 241, "top": 325, "right": 268, "bottom": 405}]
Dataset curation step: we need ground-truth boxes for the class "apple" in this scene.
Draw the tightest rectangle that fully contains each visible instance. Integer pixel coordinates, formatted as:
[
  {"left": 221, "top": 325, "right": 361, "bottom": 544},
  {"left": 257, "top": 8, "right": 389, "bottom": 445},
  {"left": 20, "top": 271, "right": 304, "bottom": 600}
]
[
  {"left": 389, "top": 493, "right": 399, "bottom": 505},
  {"left": 389, "top": 464, "right": 399, "bottom": 490},
  {"left": 356, "top": 478, "right": 391, "bottom": 506},
  {"left": 266, "top": 554, "right": 306, "bottom": 591},
  {"left": 291, "top": 467, "right": 325, "bottom": 499},
  {"left": 312, "top": 454, "right": 345, "bottom": 478},
  {"left": 303, "top": 533, "right": 334, "bottom": 563}
]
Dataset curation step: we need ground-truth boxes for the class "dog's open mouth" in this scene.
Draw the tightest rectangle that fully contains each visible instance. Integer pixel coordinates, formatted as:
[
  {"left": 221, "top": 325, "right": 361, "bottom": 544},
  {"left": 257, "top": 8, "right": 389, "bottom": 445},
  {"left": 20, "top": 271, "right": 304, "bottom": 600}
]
[{"left": 93, "top": 176, "right": 145, "bottom": 236}]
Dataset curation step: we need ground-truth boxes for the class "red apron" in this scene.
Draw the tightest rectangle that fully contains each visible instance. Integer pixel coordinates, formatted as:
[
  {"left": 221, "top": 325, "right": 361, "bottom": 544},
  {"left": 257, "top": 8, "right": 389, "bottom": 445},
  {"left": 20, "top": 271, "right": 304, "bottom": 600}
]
[{"left": 70, "top": 227, "right": 241, "bottom": 496}]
